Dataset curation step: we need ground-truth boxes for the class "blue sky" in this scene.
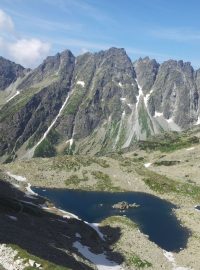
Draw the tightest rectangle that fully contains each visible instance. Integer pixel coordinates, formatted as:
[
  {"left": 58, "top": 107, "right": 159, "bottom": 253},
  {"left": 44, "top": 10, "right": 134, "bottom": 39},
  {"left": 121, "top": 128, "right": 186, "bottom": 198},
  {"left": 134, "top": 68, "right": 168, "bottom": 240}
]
[{"left": 1, "top": 0, "right": 200, "bottom": 68}]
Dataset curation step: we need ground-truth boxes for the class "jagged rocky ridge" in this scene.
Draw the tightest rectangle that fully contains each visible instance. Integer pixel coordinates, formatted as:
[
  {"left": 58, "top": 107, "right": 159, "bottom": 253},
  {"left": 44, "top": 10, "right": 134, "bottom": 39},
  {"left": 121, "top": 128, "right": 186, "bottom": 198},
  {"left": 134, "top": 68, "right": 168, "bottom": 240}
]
[{"left": 0, "top": 47, "right": 200, "bottom": 160}]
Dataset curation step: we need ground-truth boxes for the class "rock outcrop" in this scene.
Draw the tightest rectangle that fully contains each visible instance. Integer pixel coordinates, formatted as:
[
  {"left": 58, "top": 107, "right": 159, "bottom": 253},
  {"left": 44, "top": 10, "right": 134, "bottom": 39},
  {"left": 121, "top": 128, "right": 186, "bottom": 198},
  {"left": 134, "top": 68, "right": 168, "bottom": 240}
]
[
  {"left": 0, "top": 57, "right": 25, "bottom": 91},
  {"left": 112, "top": 201, "right": 139, "bottom": 210},
  {"left": 0, "top": 48, "right": 200, "bottom": 160}
]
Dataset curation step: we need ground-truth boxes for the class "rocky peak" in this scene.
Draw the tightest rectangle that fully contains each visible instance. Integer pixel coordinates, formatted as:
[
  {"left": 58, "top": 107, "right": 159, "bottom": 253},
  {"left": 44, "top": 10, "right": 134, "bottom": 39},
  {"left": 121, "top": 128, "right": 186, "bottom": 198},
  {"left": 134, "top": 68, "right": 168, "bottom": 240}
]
[
  {"left": 149, "top": 59, "right": 197, "bottom": 128},
  {"left": 0, "top": 57, "right": 25, "bottom": 91},
  {"left": 17, "top": 50, "right": 75, "bottom": 90},
  {"left": 134, "top": 57, "right": 159, "bottom": 95},
  {"left": 1, "top": 48, "right": 200, "bottom": 159},
  {"left": 159, "top": 60, "right": 194, "bottom": 77}
]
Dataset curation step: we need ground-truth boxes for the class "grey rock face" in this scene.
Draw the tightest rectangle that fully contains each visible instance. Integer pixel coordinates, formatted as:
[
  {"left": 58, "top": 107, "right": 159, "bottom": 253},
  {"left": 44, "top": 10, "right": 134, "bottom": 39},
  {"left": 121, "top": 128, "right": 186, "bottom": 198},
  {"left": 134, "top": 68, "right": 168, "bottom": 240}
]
[
  {"left": 56, "top": 47, "right": 138, "bottom": 142},
  {"left": 148, "top": 60, "right": 197, "bottom": 128},
  {"left": 1, "top": 48, "right": 200, "bottom": 159},
  {"left": 17, "top": 50, "right": 73, "bottom": 90},
  {"left": 134, "top": 57, "right": 159, "bottom": 95},
  {"left": 0, "top": 57, "right": 25, "bottom": 90},
  {"left": 0, "top": 51, "right": 75, "bottom": 158},
  {"left": 195, "top": 69, "right": 200, "bottom": 112}
]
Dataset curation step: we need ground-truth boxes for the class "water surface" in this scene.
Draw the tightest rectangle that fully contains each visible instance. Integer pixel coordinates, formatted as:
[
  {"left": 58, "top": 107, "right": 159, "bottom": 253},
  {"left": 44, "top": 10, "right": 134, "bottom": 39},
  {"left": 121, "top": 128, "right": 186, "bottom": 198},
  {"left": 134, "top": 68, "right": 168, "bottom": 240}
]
[{"left": 33, "top": 188, "right": 190, "bottom": 252}]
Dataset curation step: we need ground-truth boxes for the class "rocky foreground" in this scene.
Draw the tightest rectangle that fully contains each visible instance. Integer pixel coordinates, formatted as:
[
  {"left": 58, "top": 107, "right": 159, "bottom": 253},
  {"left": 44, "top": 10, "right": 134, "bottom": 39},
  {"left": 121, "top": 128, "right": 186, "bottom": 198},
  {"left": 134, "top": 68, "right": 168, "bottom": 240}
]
[
  {"left": 1, "top": 127, "right": 200, "bottom": 269},
  {"left": 0, "top": 173, "right": 127, "bottom": 270}
]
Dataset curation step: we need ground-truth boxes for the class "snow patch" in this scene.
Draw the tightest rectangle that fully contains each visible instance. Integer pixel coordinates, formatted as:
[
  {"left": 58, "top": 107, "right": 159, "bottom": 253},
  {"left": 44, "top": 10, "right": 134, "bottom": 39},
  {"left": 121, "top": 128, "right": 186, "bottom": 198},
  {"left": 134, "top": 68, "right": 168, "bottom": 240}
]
[
  {"left": 163, "top": 250, "right": 191, "bottom": 270},
  {"left": 6, "top": 215, "right": 18, "bottom": 221},
  {"left": 135, "top": 79, "right": 143, "bottom": 105},
  {"left": 144, "top": 163, "right": 152, "bottom": 168},
  {"left": 166, "top": 117, "right": 181, "bottom": 132},
  {"left": 6, "top": 172, "right": 27, "bottom": 182},
  {"left": 195, "top": 117, "right": 200, "bottom": 125},
  {"left": 48, "top": 207, "right": 105, "bottom": 240},
  {"left": 163, "top": 250, "right": 175, "bottom": 263},
  {"left": 26, "top": 183, "right": 37, "bottom": 196},
  {"left": 75, "top": 233, "right": 81, "bottom": 238},
  {"left": 6, "top": 90, "right": 20, "bottom": 103},
  {"left": 73, "top": 241, "right": 124, "bottom": 270},
  {"left": 118, "top": 82, "right": 122, "bottom": 87},
  {"left": 144, "top": 89, "right": 153, "bottom": 107},
  {"left": 77, "top": 80, "right": 85, "bottom": 87},
  {"left": 167, "top": 118, "right": 173, "bottom": 123},
  {"left": 120, "top": 97, "right": 126, "bottom": 102},
  {"left": 66, "top": 138, "right": 74, "bottom": 147},
  {"left": 127, "top": 103, "right": 134, "bottom": 109},
  {"left": 59, "top": 208, "right": 80, "bottom": 219},
  {"left": 28, "top": 92, "right": 71, "bottom": 157},
  {"left": 186, "top": 147, "right": 195, "bottom": 151},
  {"left": 84, "top": 222, "right": 105, "bottom": 241},
  {"left": 154, "top": 111, "right": 163, "bottom": 117},
  {"left": 144, "top": 94, "right": 150, "bottom": 107},
  {"left": 194, "top": 205, "right": 200, "bottom": 212}
]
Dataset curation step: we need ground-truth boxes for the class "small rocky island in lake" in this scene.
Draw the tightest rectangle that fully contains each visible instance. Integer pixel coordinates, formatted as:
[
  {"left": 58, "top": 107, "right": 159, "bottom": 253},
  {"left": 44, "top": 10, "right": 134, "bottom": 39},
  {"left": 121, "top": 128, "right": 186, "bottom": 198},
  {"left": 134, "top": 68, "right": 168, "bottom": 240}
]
[{"left": 112, "top": 201, "right": 140, "bottom": 210}]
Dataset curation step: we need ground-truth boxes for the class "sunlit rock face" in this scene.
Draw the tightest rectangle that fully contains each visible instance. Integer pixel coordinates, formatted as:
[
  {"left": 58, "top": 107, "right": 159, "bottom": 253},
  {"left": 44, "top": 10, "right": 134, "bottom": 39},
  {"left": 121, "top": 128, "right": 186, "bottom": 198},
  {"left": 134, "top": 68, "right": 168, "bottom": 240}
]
[
  {"left": 0, "top": 57, "right": 25, "bottom": 91},
  {"left": 1, "top": 48, "right": 200, "bottom": 159}
]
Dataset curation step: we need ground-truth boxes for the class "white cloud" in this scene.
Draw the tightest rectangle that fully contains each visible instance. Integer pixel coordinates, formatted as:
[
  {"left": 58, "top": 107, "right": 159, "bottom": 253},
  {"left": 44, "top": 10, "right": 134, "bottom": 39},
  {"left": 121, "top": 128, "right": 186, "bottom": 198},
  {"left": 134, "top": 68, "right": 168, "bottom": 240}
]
[
  {"left": 0, "top": 9, "right": 51, "bottom": 67},
  {"left": 0, "top": 9, "right": 14, "bottom": 32},
  {"left": 8, "top": 38, "right": 51, "bottom": 67}
]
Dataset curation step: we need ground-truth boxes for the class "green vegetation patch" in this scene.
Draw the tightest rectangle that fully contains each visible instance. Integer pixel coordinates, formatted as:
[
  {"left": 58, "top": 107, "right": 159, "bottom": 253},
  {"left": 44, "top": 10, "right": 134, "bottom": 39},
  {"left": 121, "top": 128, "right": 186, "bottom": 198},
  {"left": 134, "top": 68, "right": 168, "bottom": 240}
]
[
  {"left": 63, "top": 87, "right": 85, "bottom": 115},
  {"left": 91, "top": 170, "right": 121, "bottom": 191},
  {"left": 154, "top": 160, "right": 180, "bottom": 166},
  {"left": 65, "top": 174, "right": 88, "bottom": 186},
  {"left": 50, "top": 156, "right": 109, "bottom": 172},
  {"left": 0, "top": 87, "right": 41, "bottom": 122},
  {"left": 127, "top": 253, "right": 152, "bottom": 269},
  {"left": 34, "top": 139, "right": 56, "bottom": 158},
  {"left": 138, "top": 103, "right": 153, "bottom": 138},
  {"left": 51, "top": 156, "right": 81, "bottom": 171},
  {"left": 63, "top": 142, "right": 75, "bottom": 156},
  {"left": 11, "top": 244, "right": 71, "bottom": 270},
  {"left": 138, "top": 131, "right": 199, "bottom": 153},
  {"left": 101, "top": 216, "right": 138, "bottom": 229},
  {"left": 26, "top": 136, "right": 36, "bottom": 150},
  {"left": 46, "top": 129, "right": 61, "bottom": 145},
  {"left": 136, "top": 166, "right": 200, "bottom": 201},
  {"left": 27, "top": 129, "right": 61, "bottom": 151}
]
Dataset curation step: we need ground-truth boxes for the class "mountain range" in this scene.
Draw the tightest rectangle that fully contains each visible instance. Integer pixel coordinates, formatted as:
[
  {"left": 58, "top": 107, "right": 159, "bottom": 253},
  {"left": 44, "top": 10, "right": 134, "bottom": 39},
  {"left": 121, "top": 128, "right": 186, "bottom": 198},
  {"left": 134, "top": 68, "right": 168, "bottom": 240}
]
[{"left": 0, "top": 47, "right": 200, "bottom": 162}]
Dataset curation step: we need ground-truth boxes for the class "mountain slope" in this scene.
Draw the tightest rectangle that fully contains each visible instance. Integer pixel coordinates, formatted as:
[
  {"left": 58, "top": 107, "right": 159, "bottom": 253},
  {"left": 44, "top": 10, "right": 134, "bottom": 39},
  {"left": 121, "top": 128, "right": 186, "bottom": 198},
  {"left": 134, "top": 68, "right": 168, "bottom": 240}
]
[
  {"left": 0, "top": 50, "right": 75, "bottom": 161},
  {"left": 0, "top": 57, "right": 28, "bottom": 108},
  {"left": 0, "top": 48, "right": 200, "bottom": 160}
]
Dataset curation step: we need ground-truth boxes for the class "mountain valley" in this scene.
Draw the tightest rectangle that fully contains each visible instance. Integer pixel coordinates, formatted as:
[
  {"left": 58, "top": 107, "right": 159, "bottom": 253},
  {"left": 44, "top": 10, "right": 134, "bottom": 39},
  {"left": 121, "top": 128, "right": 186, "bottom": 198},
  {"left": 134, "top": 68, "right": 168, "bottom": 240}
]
[{"left": 1, "top": 48, "right": 200, "bottom": 270}]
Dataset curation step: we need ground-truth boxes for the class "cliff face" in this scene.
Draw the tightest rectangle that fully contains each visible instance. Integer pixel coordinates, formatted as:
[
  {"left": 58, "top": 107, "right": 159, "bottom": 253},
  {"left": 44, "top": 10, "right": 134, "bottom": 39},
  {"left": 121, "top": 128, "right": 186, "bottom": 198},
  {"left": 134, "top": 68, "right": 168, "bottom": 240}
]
[
  {"left": 0, "top": 57, "right": 25, "bottom": 91},
  {"left": 147, "top": 60, "right": 198, "bottom": 128},
  {"left": 0, "top": 50, "right": 75, "bottom": 160},
  {"left": 0, "top": 48, "right": 200, "bottom": 160}
]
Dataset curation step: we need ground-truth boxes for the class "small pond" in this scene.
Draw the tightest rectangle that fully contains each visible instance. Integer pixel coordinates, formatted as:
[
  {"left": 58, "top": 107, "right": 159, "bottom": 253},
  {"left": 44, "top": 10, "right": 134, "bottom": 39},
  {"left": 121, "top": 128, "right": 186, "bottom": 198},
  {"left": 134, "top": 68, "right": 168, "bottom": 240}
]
[{"left": 33, "top": 188, "right": 190, "bottom": 252}]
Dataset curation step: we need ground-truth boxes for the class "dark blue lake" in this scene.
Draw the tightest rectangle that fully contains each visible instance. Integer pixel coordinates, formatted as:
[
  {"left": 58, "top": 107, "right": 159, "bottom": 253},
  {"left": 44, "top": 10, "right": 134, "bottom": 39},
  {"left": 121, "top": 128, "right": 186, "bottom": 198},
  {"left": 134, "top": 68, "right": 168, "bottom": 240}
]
[{"left": 33, "top": 188, "right": 190, "bottom": 252}]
